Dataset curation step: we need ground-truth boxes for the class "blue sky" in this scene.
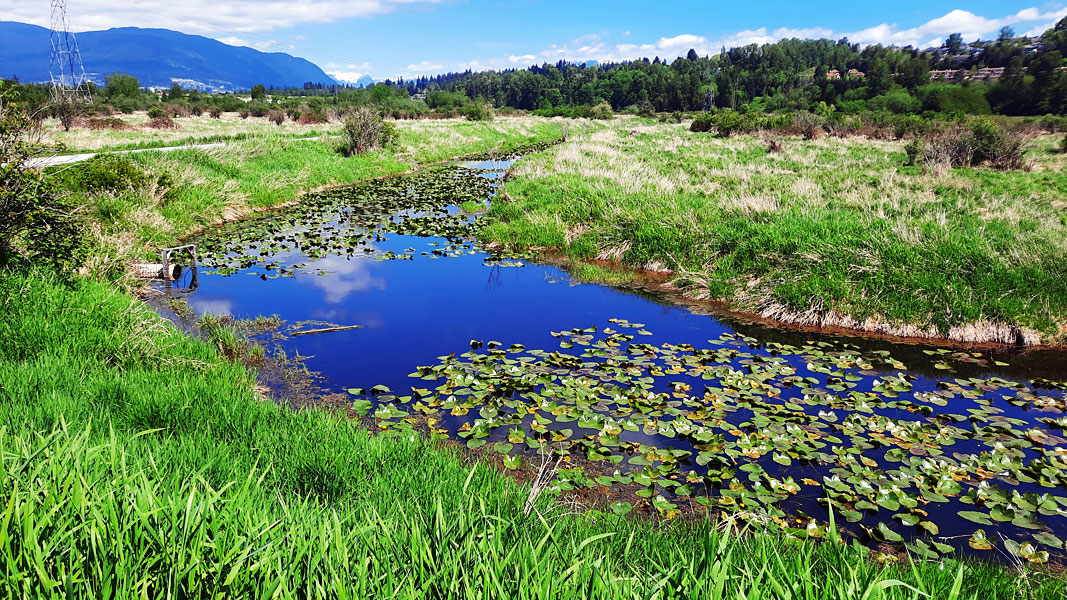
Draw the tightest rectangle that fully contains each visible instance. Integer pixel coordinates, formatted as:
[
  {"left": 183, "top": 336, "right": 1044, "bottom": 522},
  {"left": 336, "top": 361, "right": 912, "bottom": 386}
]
[{"left": 3, "top": 0, "right": 1065, "bottom": 81}]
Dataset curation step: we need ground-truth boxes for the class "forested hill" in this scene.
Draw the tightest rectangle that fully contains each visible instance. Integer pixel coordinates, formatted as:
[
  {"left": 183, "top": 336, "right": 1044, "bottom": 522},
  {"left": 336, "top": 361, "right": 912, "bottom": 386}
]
[
  {"left": 0, "top": 21, "right": 336, "bottom": 91},
  {"left": 397, "top": 18, "right": 1067, "bottom": 116}
]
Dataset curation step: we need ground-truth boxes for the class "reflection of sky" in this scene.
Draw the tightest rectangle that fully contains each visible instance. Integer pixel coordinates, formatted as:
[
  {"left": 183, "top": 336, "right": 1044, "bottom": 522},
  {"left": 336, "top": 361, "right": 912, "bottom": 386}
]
[
  {"left": 187, "top": 297, "right": 234, "bottom": 316},
  {"left": 296, "top": 255, "right": 386, "bottom": 304},
  {"left": 185, "top": 170, "right": 1067, "bottom": 562}
]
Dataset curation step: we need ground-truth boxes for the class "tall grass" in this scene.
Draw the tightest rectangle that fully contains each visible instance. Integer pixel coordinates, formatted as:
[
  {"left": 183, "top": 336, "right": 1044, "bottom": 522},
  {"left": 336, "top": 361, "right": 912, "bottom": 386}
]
[
  {"left": 484, "top": 119, "right": 1067, "bottom": 345},
  {"left": 1, "top": 269, "right": 1062, "bottom": 598}
]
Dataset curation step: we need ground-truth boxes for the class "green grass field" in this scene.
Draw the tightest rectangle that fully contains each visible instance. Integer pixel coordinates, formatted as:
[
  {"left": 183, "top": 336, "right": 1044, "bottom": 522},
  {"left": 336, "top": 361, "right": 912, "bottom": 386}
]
[
  {"left": 1, "top": 269, "right": 1063, "bottom": 598},
  {"left": 6, "top": 116, "right": 1065, "bottom": 596},
  {"left": 483, "top": 118, "right": 1067, "bottom": 346}
]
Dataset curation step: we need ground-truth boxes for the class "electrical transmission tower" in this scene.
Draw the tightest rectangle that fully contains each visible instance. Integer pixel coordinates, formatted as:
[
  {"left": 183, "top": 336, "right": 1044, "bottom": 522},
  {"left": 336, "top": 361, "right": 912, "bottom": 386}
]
[{"left": 49, "top": 0, "right": 91, "bottom": 102}]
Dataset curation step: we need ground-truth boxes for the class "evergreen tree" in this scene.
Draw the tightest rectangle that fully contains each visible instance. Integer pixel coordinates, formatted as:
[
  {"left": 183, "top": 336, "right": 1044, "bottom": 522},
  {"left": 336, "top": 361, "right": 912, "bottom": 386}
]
[{"left": 945, "top": 33, "right": 964, "bottom": 54}]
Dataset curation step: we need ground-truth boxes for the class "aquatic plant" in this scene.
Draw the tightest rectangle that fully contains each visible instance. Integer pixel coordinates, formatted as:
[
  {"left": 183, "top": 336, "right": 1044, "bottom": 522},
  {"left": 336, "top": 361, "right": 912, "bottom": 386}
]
[
  {"left": 354, "top": 322, "right": 1067, "bottom": 562},
  {"left": 8, "top": 270, "right": 1059, "bottom": 597}
]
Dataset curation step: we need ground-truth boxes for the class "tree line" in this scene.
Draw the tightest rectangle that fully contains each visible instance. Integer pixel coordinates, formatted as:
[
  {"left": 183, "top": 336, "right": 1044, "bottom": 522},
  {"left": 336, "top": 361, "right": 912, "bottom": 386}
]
[{"left": 397, "top": 18, "right": 1067, "bottom": 116}]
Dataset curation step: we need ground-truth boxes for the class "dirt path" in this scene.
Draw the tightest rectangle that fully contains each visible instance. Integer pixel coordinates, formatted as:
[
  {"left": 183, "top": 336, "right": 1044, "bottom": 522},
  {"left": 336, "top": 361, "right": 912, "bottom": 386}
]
[{"left": 26, "top": 142, "right": 230, "bottom": 169}]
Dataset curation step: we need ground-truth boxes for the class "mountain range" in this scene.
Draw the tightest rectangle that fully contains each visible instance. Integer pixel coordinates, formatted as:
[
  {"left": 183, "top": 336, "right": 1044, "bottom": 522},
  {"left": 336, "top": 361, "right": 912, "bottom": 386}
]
[{"left": 0, "top": 21, "right": 368, "bottom": 91}]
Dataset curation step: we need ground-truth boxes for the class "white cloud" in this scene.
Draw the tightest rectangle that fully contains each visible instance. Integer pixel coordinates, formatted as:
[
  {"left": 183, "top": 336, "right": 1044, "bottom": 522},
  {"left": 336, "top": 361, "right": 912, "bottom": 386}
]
[
  {"left": 405, "top": 61, "right": 445, "bottom": 74},
  {"left": 217, "top": 36, "right": 279, "bottom": 51},
  {"left": 187, "top": 298, "right": 234, "bottom": 316},
  {"left": 846, "top": 8, "right": 1067, "bottom": 46},
  {"left": 0, "top": 0, "right": 443, "bottom": 35},
  {"left": 406, "top": 6, "right": 1066, "bottom": 78},
  {"left": 298, "top": 256, "right": 385, "bottom": 304},
  {"left": 327, "top": 71, "right": 370, "bottom": 83},
  {"left": 326, "top": 62, "right": 373, "bottom": 70}
]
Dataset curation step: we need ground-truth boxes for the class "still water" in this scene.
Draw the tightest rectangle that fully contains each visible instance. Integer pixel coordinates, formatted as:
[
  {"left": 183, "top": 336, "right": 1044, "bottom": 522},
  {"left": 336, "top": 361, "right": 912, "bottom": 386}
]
[{"left": 162, "top": 158, "right": 1067, "bottom": 563}]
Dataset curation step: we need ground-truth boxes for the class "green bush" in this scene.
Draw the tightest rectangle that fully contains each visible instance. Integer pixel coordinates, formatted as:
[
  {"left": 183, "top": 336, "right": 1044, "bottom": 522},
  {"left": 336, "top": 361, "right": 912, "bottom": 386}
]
[
  {"left": 0, "top": 101, "right": 89, "bottom": 275},
  {"left": 920, "top": 120, "right": 1028, "bottom": 171},
  {"left": 970, "top": 119, "right": 1027, "bottom": 169},
  {"left": 60, "top": 154, "right": 152, "bottom": 193},
  {"left": 712, "top": 110, "right": 758, "bottom": 137},
  {"left": 463, "top": 99, "right": 494, "bottom": 121},
  {"left": 904, "top": 139, "right": 923, "bottom": 165},
  {"left": 869, "top": 90, "right": 922, "bottom": 115},
  {"left": 248, "top": 103, "right": 270, "bottom": 118},
  {"left": 689, "top": 114, "right": 714, "bottom": 132},
  {"left": 588, "top": 101, "right": 614, "bottom": 120},
  {"left": 338, "top": 107, "right": 398, "bottom": 156},
  {"left": 919, "top": 84, "right": 992, "bottom": 115},
  {"left": 890, "top": 114, "right": 929, "bottom": 139},
  {"left": 146, "top": 106, "right": 165, "bottom": 119}
]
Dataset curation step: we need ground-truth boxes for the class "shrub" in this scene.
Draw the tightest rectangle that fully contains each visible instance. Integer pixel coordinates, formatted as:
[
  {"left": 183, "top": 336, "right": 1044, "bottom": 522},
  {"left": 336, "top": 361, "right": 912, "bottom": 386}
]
[
  {"left": 60, "top": 154, "right": 152, "bottom": 193},
  {"left": 465, "top": 99, "right": 492, "bottom": 121},
  {"left": 920, "top": 128, "right": 973, "bottom": 173},
  {"left": 297, "top": 111, "right": 328, "bottom": 125},
  {"left": 147, "top": 115, "right": 177, "bottom": 129},
  {"left": 904, "top": 139, "right": 923, "bottom": 166},
  {"left": 633, "top": 100, "right": 655, "bottom": 118},
  {"left": 239, "top": 110, "right": 250, "bottom": 119},
  {"left": 146, "top": 106, "right": 165, "bottom": 119},
  {"left": 919, "top": 84, "right": 992, "bottom": 115},
  {"left": 1039, "top": 114, "right": 1067, "bottom": 133},
  {"left": 713, "top": 110, "right": 748, "bottom": 137},
  {"left": 0, "top": 98, "right": 89, "bottom": 275},
  {"left": 267, "top": 110, "right": 285, "bottom": 126},
  {"left": 588, "top": 101, "right": 614, "bottom": 120},
  {"left": 869, "top": 90, "right": 922, "bottom": 115},
  {"left": 970, "top": 119, "right": 1027, "bottom": 170},
  {"left": 689, "top": 115, "right": 714, "bottom": 133},
  {"left": 826, "top": 114, "right": 862, "bottom": 137},
  {"left": 52, "top": 99, "right": 82, "bottom": 132},
  {"left": 918, "top": 120, "right": 1028, "bottom": 172},
  {"left": 1062, "top": 133, "right": 1067, "bottom": 154},
  {"left": 890, "top": 114, "right": 928, "bottom": 140},
  {"left": 86, "top": 117, "right": 130, "bottom": 130},
  {"left": 209, "top": 107, "right": 223, "bottom": 119},
  {"left": 338, "top": 107, "right": 398, "bottom": 156},
  {"left": 463, "top": 99, "right": 495, "bottom": 121},
  {"left": 794, "top": 111, "right": 824, "bottom": 140}
]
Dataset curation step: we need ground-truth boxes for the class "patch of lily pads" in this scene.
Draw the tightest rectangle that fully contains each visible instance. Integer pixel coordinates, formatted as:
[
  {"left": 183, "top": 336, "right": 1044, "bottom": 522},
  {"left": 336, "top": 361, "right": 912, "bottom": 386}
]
[
  {"left": 351, "top": 322, "right": 1067, "bottom": 563},
  {"left": 196, "top": 165, "right": 532, "bottom": 277}
]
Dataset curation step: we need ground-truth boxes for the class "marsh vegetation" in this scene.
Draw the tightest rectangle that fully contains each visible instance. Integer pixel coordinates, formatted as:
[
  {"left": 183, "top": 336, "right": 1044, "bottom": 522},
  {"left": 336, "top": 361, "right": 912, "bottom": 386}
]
[
  {"left": 484, "top": 118, "right": 1067, "bottom": 346},
  {"left": 3, "top": 87, "right": 1066, "bottom": 597}
]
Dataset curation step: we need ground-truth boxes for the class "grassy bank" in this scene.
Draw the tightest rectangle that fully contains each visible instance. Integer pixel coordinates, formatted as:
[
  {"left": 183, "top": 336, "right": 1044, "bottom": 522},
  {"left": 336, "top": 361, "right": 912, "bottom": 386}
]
[
  {"left": 483, "top": 118, "right": 1067, "bottom": 346},
  {"left": 60, "top": 117, "right": 561, "bottom": 279},
  {"left": 2, "top": 269, "right": 1063, "bottom": 598},
  {"left": 6, "top": 116, "right": 1063, "bottom": 596}
]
